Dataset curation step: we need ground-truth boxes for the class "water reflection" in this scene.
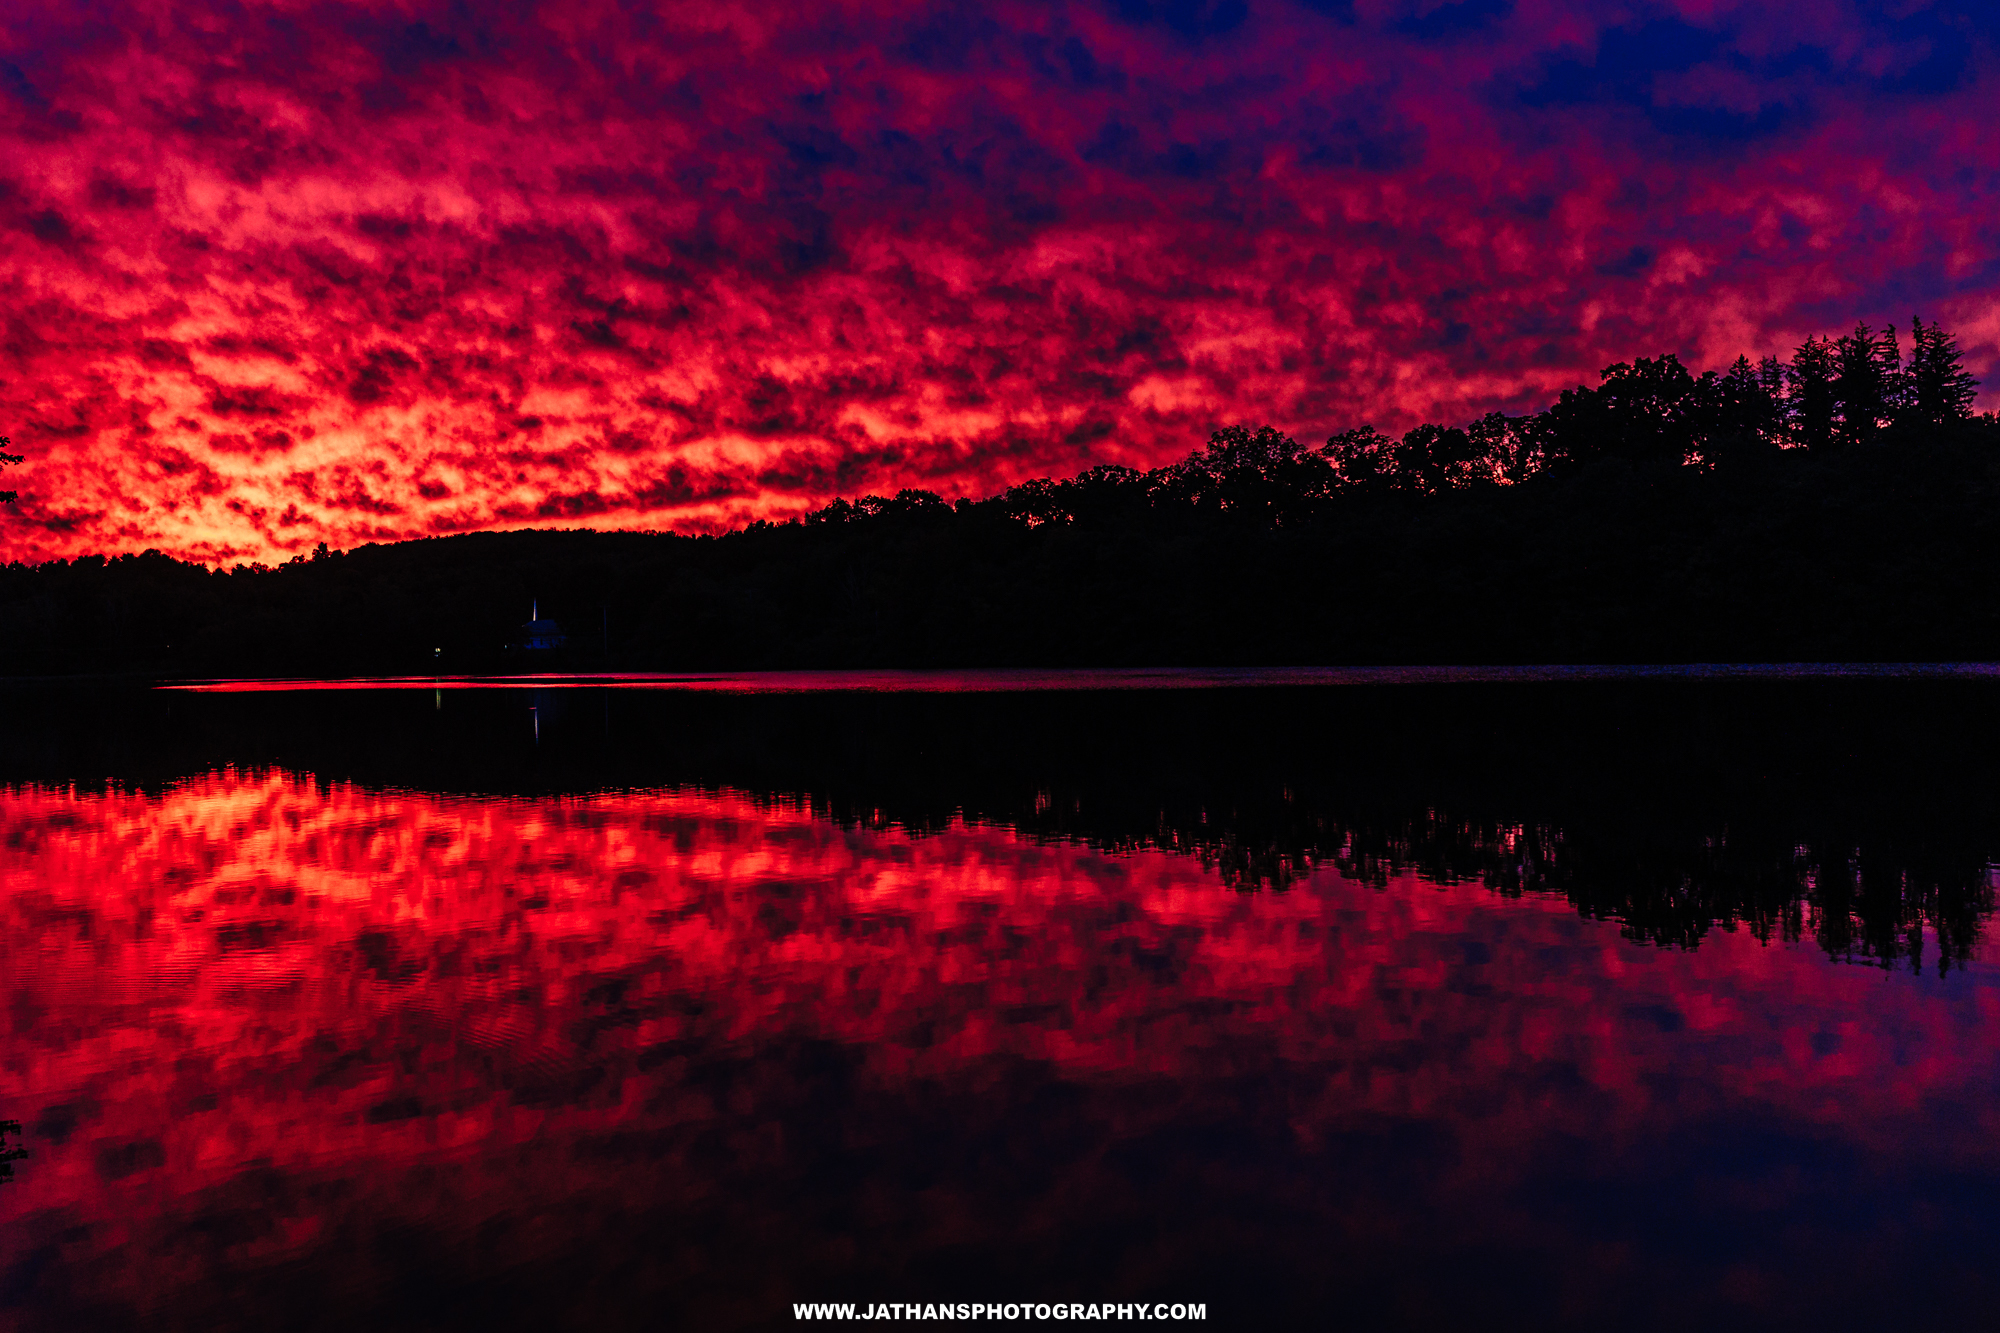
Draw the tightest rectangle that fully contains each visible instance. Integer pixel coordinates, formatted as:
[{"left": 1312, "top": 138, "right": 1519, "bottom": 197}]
[
  {"left": 0, "top": 1121, "right": 23, "bottom": 1185},
  {"left": 7, "top": 679, "right": 2000, "bottom": 1328},
  {"left": 1189, "top": 809, "right": 1998, "bottom": 973},
  {"left": 4, "top": 761, "right": 2000, "bottom": 1330}
]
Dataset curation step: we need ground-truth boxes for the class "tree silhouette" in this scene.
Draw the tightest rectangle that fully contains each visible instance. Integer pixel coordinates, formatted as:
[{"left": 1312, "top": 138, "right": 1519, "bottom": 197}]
[
  {"left": 0, "top": 1120, "right": 24, "bottom": 1184},
  {"left": 1001, "top": 463, "right": 1148, "bottom": 528},
  {"left": 1904, "top": 316, "right": 1980, "bottom": 427},
  {"left": 1527, "top": 354, "right": 1708, "bottom": 471},
  {"left": 1159, "top": 424, "right": 1337, "bottom": 524},
  {"left": 1322, "top": 425, "right": 1398, "bottom": 492},
  {"left": 1833, "top": 322, "right": 1900, "bottom": 447},
  {"left": 1705, "top": 355, "right": 1784, "bottom": 463},
  {"left": 1465, "top": 411, "right": 1538, "bottom": 484},
  {"left": 1392, "top": 422, "right": 1488, "bottom": 493},
  {"left": 1787, "top": 335, "right": 1839, "bottom": 450},
  {"left": 0, "top": 434, "right": 20, "bottom": 505}
]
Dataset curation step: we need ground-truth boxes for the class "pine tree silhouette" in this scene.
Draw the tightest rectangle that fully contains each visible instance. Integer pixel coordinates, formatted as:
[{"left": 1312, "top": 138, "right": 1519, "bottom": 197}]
[
  {"left": 1787, "top": 336, "right": 1839, "bottom": 450},
  {"left": 1905, "top": 317, "right": 1980, "bottom": 427},
  {"left": 1833, "top": 322, "right": 1897, "bottom": 447}
]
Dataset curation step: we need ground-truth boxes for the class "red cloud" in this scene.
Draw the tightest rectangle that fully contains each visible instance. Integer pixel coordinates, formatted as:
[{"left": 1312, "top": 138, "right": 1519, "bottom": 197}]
[{"left": 0, "top": 0, "right": 1996, "bottom": 561}]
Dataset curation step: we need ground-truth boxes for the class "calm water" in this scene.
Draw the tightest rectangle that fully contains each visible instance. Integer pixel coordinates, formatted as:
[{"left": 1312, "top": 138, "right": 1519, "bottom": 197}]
[{"left": 4, "top": 677, "right": 2000, "bottom": 1330}]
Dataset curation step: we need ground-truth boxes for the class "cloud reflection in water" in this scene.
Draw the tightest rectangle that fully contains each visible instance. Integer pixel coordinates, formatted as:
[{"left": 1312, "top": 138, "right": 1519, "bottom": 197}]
[{"left": 3, "top": 771, "right": 2000, "bottom": 1328}]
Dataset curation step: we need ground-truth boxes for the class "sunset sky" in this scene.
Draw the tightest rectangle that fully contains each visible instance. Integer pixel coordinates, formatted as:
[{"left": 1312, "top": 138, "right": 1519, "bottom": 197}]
[{"left": 2, "top": 0, "right": 1997, "bottom": 564}]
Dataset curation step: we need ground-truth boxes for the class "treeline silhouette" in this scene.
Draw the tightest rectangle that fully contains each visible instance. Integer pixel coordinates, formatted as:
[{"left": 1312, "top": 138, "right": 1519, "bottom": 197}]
[
  {"left": 1, "top": 319, "right": 1992, "bottom": 675},
  {"left": 6, "top": 680, "right": 1994, "bottom": 974}
]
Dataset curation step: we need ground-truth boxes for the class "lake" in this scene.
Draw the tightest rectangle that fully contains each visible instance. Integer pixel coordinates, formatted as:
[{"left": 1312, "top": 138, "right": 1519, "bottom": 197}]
[{"left": 3, "top": 672, "right": 1999, "bottom": 1330}]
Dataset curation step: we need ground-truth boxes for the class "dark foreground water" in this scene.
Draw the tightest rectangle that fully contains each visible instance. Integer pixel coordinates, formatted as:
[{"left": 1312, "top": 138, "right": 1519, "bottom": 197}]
[{"left": 3, "top": 673, "right": 1999, "bottom": 1331}]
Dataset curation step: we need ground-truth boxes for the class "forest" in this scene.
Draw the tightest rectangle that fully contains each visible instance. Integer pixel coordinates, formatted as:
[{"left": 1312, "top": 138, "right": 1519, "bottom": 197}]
[{"left": 0, "top": 317, "right": 1993, "bottom": 676}]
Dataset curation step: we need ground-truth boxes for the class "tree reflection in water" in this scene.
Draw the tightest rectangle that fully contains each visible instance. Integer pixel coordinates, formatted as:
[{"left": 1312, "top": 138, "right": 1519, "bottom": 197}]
[
  {"left": 1, "top": 679, "right": 1998, "bottom": 1330},
  {"left": 0, "top": 1120, "right": 24, "bottom": 1184}
]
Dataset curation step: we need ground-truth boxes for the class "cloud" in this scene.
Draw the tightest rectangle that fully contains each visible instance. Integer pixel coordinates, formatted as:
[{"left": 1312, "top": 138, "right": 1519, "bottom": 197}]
[{"left": 0, "top": 0, "right": 1995, "bottom": 562}]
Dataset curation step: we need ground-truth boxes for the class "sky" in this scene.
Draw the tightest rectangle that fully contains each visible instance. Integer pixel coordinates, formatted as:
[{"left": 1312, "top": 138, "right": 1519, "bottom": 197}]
[{"left": 2, "top": 0, "right": 1997, "bottom": 564}]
